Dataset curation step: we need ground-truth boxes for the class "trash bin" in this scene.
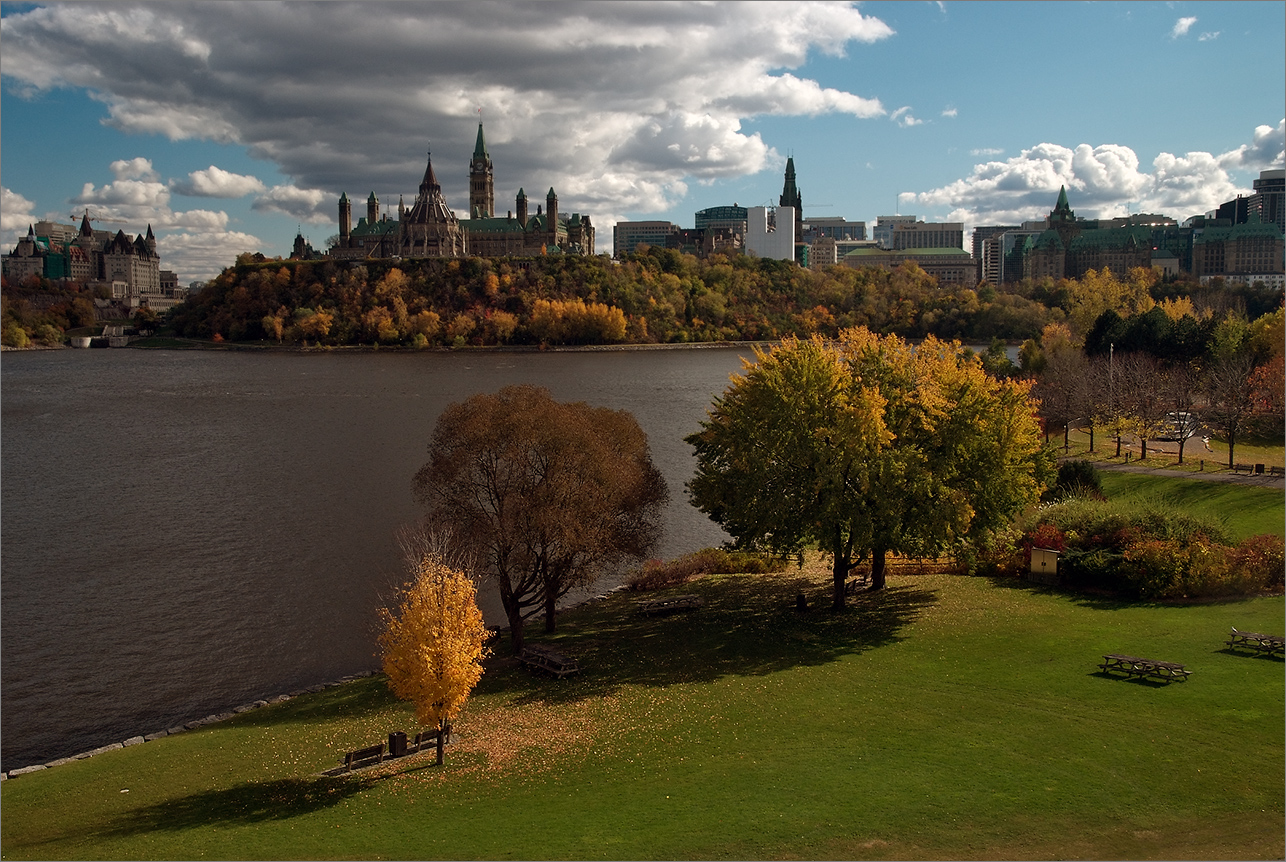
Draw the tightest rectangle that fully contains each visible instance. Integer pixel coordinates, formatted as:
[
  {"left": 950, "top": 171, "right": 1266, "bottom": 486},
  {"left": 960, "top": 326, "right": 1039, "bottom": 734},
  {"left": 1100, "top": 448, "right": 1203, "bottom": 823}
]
[
  {"left": 388, "top": 731, "right": 408, "bottom": 757},
  {"left": 1255, "top": 464, "right": 1265, "bottom": 474}
]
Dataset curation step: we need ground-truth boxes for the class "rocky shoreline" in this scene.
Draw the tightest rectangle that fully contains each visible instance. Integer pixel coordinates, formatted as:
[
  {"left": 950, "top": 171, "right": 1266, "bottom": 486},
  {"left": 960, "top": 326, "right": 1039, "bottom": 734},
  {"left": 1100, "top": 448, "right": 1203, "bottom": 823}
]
[{"left": 1, "top": 670, "right": 380, "bottom": 781}]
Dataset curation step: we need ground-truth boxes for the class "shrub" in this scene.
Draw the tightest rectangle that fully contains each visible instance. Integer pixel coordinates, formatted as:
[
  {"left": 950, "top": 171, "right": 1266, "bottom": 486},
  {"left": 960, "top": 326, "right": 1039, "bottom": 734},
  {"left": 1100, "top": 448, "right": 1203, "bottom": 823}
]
[
  {"left": 2, "top": 321, "right": 30, "bottom": 348},
  {"left": 1043, "top": 459, "right": 1105, "bottom": 502},
  {"left": 1227, "top": 534, "right": 1286, "bottom": 592},
  {"left": 625, "top": 548, "right": 786, "bottom": 591}
]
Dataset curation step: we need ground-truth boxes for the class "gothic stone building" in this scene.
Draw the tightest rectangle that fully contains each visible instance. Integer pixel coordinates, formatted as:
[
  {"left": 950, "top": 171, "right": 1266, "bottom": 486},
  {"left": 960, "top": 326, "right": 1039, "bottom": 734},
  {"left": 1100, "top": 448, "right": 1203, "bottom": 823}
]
[{"left": 330, "top": 124, "right": 594, "bottom": 261}]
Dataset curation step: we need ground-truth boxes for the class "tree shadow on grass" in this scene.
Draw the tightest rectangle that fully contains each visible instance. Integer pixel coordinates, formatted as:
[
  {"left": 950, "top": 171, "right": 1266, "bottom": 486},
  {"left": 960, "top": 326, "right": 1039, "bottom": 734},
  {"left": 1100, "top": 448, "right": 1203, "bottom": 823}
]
[
  {"left": 485, "top": 571, "right": 938, "bottom": 706},
  {"left": 78, "top": 776, "right": 379, "bottom": 842}
]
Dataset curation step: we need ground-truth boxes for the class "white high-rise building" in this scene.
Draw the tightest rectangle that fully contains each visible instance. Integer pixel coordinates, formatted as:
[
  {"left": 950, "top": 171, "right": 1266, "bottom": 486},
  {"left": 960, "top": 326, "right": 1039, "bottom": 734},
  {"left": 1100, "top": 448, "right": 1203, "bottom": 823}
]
[{"left": 746, "top": 206, "right": 795, "bottom": 261}]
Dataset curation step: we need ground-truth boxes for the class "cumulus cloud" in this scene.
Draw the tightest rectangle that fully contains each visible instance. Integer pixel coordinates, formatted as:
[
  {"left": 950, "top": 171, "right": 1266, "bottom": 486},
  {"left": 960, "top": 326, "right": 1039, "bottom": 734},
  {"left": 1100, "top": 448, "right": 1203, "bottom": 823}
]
[
  {"left": 1217, "top": 120, "right": 1285, "bottom": 170},
  {"left": 251, "top": 185, "right": 334, "bottom": 224},
  {"left": 906, "top": 122, "right": 1280, "bottom": 233},
  {"left": 1171, "top": 16, "right": 1197, "bottom": 38},
  {"left": 57, "top": 158, "right": 255, "bottom": 280},
  {"left": 158, "top": 229, "right": 263, "bottom": 283},
  {"left": 2, "top": 187, "right": 39, "bottom": 239},
  {"left": 941, "top": 107, "right": 958, "bottom": 118},
  {"left": 0, "top": 1, "right": 893, "bottom": 219},
  {"left": 172, "top": 166, "right": 267, "bottom": 198}
]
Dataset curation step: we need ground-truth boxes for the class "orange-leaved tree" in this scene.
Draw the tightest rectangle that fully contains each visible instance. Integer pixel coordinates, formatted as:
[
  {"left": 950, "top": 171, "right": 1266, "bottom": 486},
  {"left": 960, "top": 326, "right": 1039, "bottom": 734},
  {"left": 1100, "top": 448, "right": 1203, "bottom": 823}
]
[{"left": 378, "top": 542, "right": 488, "bottom": 765}]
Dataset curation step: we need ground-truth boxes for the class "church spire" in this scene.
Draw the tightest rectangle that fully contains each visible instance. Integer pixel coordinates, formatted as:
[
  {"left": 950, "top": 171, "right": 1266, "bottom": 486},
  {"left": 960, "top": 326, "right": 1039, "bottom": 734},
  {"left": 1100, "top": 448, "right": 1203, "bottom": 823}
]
[
  {"left": 779, "top": 156, "right": 803, "bottom": 244},
  {"left": 469, "top": 123, "right": 495, "bottom": 219}
]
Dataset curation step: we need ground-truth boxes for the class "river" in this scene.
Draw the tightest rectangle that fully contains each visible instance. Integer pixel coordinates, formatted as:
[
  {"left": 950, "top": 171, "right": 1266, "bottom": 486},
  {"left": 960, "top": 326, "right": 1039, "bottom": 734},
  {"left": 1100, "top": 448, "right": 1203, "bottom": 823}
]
[{"left": 0, "top": 346, "right": 754, "bottom": 771}]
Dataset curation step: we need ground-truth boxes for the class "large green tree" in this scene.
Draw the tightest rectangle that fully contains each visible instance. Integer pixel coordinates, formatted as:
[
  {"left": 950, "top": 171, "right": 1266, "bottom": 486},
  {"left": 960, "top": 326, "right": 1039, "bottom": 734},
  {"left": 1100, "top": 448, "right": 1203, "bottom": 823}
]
[{"left": 687, "top": 329, "right": 1052, "bottom": 609}]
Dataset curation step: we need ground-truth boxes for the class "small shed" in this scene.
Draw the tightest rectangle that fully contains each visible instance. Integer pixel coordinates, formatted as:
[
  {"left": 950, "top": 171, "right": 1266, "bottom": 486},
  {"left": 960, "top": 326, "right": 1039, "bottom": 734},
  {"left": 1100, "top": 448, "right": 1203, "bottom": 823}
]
[{"left": 1029, "top": 547, "right": 1060, "bottom": 585}]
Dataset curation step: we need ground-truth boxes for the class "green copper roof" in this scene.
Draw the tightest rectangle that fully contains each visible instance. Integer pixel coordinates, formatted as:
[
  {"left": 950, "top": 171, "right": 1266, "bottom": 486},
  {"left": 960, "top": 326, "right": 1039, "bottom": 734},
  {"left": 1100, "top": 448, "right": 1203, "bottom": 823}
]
[
  {"left": 1034, "top": 229, "right": 1065, "bottom": 251},
  {"left": 474, "top": 123, "right": 488, "bottom": 158},
  {"left": 1068, "top": 226, "right": 1151, "bottom": 250},
  {"left": 340, "top": 192, "right": 349, "bottom": 203},
  {"left": 1055, "top": 185, "right": 1070, "bottom": 210},
  {"left": 350, "top": 217, "right": 398, "bottom": 238},
  {"left": 461, "top": 215, "right": 526, "bottom": 233},
  {"left": 1194, "top": 218, "right": 1285, "bottom": 243}
]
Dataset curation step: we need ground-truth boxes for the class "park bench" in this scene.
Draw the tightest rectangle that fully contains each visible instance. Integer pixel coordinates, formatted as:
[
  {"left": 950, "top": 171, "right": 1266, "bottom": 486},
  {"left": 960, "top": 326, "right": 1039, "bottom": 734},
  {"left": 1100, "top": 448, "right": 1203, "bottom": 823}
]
[
  {"left": 1225, "top": 628, "right": 1285, "bottom": 656},
  {"left": 412, "top": 728, "right": 449, "bottom": 751},
  {"left": 1098, "top": 654, "right": 1191, "bottom": 683},
  {"left": 1231, "top": 463, "right": 1254, "bottom": 475},
  {"left": 1268, "top": 466, "right": 1284, "bottom": 478},
  {"left": 342, "top": 742, "right": 385, "bottom": 771},
  {"left": 518, "top": 644, "right": 581, "bottom": 678},
  {"left": 636, "top": 594, "right": 704, "bottom": 616}
]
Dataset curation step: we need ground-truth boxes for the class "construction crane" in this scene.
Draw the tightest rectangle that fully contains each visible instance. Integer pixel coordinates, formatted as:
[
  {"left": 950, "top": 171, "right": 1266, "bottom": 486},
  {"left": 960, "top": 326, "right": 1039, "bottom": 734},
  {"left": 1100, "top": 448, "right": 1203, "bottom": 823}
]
[{"left": 69, "top": 208, "right": 129, "bottom": 226}]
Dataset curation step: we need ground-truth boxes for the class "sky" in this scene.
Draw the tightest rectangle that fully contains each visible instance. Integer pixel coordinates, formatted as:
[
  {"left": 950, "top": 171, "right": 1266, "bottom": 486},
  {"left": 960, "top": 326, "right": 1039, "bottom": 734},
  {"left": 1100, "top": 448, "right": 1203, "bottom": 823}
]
[{"left": 2, "top": 0, "right": 1283, "bottom": 284}]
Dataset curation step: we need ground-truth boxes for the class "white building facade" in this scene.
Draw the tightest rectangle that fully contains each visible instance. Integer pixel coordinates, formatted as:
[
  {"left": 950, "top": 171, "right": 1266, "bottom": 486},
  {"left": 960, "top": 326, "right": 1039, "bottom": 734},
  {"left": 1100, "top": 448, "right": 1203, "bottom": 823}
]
[{"left": 746, "top": 206, "right": 795, "bottom": 261}]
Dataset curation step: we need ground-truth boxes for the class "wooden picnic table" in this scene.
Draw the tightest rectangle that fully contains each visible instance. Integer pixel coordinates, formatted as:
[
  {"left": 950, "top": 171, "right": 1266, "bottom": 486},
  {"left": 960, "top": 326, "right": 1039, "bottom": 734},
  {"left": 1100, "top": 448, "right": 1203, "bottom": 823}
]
[
  {"left": 1098, "top": 654, "right": 1191, "bottom": 683},
  {"left": 635, "top": 594, "right": 703, "bottom": 616},
  {"left": 1226, "top": 628, "right": 1285, "bottom": 656},
  {"left": 518, "top": 644, "right": 581, "bottom": 678}
]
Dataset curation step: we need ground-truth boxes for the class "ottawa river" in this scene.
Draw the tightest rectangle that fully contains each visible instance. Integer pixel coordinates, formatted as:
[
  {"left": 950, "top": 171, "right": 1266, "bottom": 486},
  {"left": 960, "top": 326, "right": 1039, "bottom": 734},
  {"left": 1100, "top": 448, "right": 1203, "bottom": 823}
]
[{"left": 0, "top": 345, "right": 757, "bottom": 771}]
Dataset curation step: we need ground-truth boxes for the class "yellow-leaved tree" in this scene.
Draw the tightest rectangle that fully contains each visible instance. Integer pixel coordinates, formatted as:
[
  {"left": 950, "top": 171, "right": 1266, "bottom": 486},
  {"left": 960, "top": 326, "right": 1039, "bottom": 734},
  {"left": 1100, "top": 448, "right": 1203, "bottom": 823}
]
[{"left": 378, "top": 542, "right": 488, "bottom": 765}]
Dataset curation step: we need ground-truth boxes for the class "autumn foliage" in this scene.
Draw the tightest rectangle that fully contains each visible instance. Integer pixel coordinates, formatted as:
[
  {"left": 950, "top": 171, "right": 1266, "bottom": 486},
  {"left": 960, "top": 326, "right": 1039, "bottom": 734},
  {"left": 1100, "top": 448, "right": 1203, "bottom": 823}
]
[
  {"left": 414, "top": 386, "right": 667, "bottom": 652},
  {"left": 379, "top": 550, "right": 488, "bottom": 760}
]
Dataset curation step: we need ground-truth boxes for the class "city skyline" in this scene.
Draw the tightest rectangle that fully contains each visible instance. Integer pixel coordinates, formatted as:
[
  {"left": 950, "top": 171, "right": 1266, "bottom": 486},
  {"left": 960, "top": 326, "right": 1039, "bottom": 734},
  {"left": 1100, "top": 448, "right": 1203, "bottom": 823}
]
[{"left": 2, "top": 0, "right": 1283, "bottom": 282}]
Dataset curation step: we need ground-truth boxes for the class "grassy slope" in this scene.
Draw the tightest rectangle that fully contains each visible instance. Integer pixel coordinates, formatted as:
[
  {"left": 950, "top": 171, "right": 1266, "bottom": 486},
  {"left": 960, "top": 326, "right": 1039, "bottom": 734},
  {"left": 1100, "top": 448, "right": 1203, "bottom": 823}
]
[
  {"left": 1098, "top": 472, "right": 1286, "bottom": 541},
  {"left": 2, "top": 562, "right": 1282, "bottom": 861}
]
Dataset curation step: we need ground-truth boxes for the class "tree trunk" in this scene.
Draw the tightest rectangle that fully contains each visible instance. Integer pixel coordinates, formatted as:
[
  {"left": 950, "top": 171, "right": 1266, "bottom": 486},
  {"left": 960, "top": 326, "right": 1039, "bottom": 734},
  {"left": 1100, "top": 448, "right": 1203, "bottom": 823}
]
[
  {"left": 1227, "top": 430, "right": 1236, "bottom": 469},
  {"left": 870, "top": 547, "right": 887, "bottom": 591},
  {"left": 544, "top": 587, "right": 557, "bottom": 633},
  {"left": 1115, "top": 435, "right": 1122, "bottom": 458},
  {"left": 435, "top": 720, "right": 446, "bottom": 766},
  {"left": 1140, "top": 438, "right": 1148, "bottom": 460},
  {"left": 1177, "top": 436, "right": 1186, "bottom": 464},
  {"left": 1063, "top": 423, "right": 1070, "bottom": 452},
  {"left": 831, "top": 548, "right": 847, "bottom": 611},
  {"left": 507, "top": 606, "right": 525, "bottom": 655},
  {"left": 1088, "top": 425, "right": 1095, "bottom": 452}
]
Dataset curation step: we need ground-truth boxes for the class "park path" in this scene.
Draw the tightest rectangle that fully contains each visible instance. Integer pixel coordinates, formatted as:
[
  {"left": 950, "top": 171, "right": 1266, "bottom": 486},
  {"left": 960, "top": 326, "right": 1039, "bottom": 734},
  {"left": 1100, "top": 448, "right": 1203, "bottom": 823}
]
[{"left": 1092, "top": 460, "right": 1284, "bottom": 490}]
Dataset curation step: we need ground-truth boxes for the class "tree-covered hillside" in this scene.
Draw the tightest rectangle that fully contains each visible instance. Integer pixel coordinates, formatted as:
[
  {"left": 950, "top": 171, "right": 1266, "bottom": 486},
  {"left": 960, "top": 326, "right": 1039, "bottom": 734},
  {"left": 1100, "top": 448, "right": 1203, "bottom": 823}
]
[{"left": 167, "top": 248, "right": 1062, "bottom": 347}]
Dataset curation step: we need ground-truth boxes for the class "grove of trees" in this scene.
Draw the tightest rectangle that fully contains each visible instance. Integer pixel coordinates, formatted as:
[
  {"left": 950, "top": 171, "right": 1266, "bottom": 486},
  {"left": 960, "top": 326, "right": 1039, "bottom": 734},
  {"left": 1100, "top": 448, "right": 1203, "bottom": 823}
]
[
  {"left": 686, "top": 329, "right": 1053, "bottom": 609},
  {"left": 1030, "top": 304, "right": 1284, "bottom": 467},
  {"left": 413, "top": 385, "right": 668, "bottom": 652}
]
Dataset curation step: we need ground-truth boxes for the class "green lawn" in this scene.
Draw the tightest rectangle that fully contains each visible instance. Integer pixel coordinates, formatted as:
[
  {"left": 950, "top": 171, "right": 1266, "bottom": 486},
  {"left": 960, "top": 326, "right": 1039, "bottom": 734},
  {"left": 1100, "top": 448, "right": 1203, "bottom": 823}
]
[
  {"left": 2, "top": 563, "right": 1282, "bottom": 861},
  {"left": 1098, "top": 471, "right": 1286, "bottom": 541}
]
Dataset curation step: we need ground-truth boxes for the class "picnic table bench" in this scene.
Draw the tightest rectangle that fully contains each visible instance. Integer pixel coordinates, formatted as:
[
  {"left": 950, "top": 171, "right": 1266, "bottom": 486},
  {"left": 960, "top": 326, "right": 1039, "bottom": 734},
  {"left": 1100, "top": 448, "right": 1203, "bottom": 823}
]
[
  {"left": 1098, "top": 654, "right": 1192, "bottom": 683},
  {"left": 636, "top": 594, "right": 704, "bottom": 616},
  {"left": 1232, "top": 463, "right": 1254, "bottom": 475},
  {"left": 1268, "top": 466, "right": 1284, "bottom": 478},
  {"left": 1226, "top": 628, "right": 1285, "bottom": 656},
  {"left": 519, "top": 644, "right": 581, "bottom": 678},
  {"left": 342, "top": 742, "right": 385, "bottom": 771}
]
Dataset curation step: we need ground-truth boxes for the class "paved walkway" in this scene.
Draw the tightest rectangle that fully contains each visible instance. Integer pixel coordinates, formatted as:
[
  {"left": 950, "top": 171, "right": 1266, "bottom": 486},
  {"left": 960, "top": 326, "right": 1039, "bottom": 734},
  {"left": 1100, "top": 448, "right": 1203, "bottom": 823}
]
[{"left": 1091, "top": 460, "right": 1284, "bottom": 490}]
